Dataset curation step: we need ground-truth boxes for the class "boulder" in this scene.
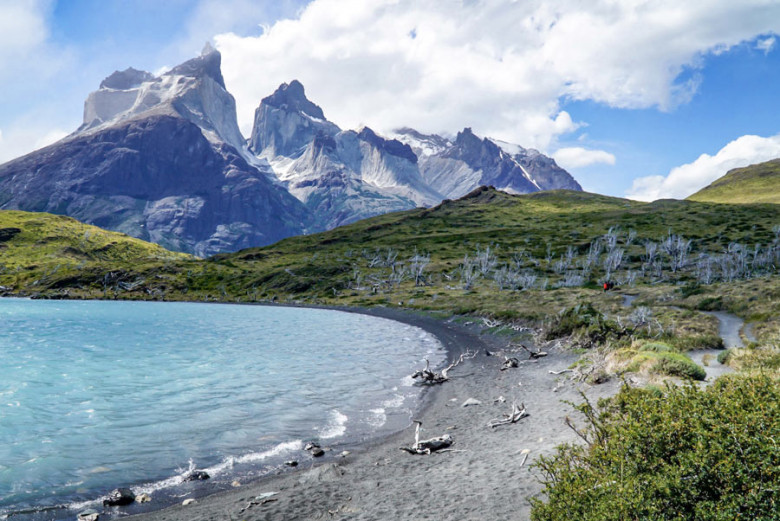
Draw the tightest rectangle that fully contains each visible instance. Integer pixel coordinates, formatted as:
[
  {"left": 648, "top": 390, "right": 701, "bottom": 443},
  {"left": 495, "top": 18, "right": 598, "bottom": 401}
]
[
  {"left": 103, "top": 488, "right": 135, "bottom": 506},
  {"left": 183, "top": 470, "right": 210, "bottom": 481}
]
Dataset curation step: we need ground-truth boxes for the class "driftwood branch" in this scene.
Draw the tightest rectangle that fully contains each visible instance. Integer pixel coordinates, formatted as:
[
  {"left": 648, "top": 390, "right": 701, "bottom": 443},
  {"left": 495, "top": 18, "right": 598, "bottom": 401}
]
[
  {"left": 516, "top": 343, "right": 548, "bottom": 359},
  {"left": 487, "top": 401, "right": 529, "bottom": 428},
  {"left": 400, "top": 421, "right": 453, "bottom": 454},
  {"left": 548, "top": 369, "right": 573, "bottom": 375},
  {"left": 411, "top": 350, "right": 476, "bottom": 384}
]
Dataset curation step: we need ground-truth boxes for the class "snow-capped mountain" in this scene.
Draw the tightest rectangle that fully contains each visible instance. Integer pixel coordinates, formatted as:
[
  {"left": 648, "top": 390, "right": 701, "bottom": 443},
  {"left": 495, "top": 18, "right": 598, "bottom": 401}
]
[
  {"left": 0, "top": 46, "right": 309, "bottom": 256},
  {"left": 393, "top": 127, "right": 581, "bottom": 199},
  {"left": 250, "top": 82, "right": 442, "bottom": 229},
  {"left": 0, "top": 48, "right": 582, "bottom": 256},
  {"left": 250, "top": 82, "right": 579, "bottom": 229}
]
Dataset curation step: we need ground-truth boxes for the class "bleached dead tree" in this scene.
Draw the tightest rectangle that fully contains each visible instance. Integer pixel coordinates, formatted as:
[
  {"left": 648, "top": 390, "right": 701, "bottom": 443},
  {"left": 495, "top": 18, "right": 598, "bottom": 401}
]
[
  {"left": 662, "top": 232, "right": 691, "bottom": 273},
  {"left": 409, "top": 250, "right": 430, "bottom": 286},
  {"left": 411, "top": 350, "right": 477, "bottom": 384},
  {"left": 476, "top": 245, "right": 499, "bottom": 276},
  {"left": 460, "top": 255, "right": 479, "bottom": 289}
]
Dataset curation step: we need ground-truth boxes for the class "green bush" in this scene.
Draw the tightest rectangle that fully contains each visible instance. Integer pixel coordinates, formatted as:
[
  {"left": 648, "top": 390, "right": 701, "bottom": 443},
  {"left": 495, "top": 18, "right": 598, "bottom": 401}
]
[
  {"left": 638, "top": 342, "right": 673, "bottom": 352},
  {"left": 669, "top": 333, "right": 724, "bottom": 351},
  {"left": 625, "top": 350, "right": 706, "bottom": 381},
  {"left": 652, "top": 353, "right": 707, "bottom": 381},
  {"left": 531, "top": 375, "right": 780, "bottom": 521},
  {"left": 543, "top": 303, "right": 627, "bottom": 347},
  {"left": 697, "top": 296, "right": 724, "bottom": 311},
  {"left": 716, "top": 348, "right": 733, "bottom": 365}
]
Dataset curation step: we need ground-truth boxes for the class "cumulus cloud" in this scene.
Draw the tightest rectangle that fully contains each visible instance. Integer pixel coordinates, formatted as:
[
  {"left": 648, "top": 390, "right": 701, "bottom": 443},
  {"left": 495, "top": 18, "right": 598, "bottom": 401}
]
[
  {"left": 215, "top": 0, "right": 780, "bottom": 151},
  {"left": 553, "top": 147, "right": 616, "bottom": 170},
  {"left": 626, "top": 134, "right": 780, "bottom": 201}
]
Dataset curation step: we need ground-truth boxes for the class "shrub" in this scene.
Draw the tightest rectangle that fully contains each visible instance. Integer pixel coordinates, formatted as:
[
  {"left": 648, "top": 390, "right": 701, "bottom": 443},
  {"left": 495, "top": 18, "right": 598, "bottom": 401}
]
[
  {"left": 669, "top": 333, "right": 724, "bottom": 351},
  {"left": 638, "top": 342, "right": 673, "bottom": 352},
  {"left": 716, "top": 348, "right": 733, "bottom": 365},
  {"left": 542, "top": 303, "right": 627, "bottom": 347},
  {"left": 697, "top": 296, "right": 724, "bottom": 311},
  {"left": 652, "top": 352, "right": 707, "bottom": 381},
  {"left": 531, "top": 375, "right": 780, "bottom": 521},
  {"left": 623, "top": 349, "right": 706, "bottom": 381}
]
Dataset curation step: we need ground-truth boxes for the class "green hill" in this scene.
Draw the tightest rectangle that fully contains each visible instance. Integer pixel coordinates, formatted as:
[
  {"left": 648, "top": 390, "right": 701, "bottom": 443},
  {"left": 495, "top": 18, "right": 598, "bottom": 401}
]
[
  {"left": 0, "top": 210, "right": 190, "bottom": 293},
  {"left": 4, "top": 188, "right": 779, "bottom": 326},
  {"left": 688, "top": 159, "right": 780, "bottom": 204}
]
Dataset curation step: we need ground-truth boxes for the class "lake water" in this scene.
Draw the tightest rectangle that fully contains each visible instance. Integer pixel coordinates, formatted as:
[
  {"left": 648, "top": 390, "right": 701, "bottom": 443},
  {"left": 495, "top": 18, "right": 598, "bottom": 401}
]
[{"left": 0, "top": 299, "right": 443, "bottom": 519}]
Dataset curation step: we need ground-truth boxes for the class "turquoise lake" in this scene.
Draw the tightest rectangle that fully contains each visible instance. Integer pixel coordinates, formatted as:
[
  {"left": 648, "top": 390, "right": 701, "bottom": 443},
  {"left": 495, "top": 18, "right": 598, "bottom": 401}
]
[{"left": 0, "top": 299, "right": 443, "bottom": 519}]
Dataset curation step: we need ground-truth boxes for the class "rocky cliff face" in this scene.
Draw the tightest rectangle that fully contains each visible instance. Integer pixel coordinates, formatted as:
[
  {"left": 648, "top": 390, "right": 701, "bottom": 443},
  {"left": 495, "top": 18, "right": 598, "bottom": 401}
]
[
  {"left": 0, "top": 47, "right": 309, "bottom": 256},
  {"left": 252, "top": 83, "right": 442, "bottom": 229}
]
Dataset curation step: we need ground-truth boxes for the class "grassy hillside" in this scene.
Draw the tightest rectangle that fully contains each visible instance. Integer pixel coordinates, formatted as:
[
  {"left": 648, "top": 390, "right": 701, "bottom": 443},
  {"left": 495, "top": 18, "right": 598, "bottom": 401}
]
[
  {"left": 0, "top": 210, "right": 190, "bottom": 294},
  {"left": 688, "top": 159, "right": 780, "bottom": 204},
  {"left": 5, "top": 187, "right": 779, "bottom": 341}
]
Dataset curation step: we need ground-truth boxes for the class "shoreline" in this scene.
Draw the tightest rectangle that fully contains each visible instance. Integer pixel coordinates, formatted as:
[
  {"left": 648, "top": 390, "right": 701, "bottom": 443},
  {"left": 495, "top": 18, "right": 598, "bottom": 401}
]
[
  {"left": 117, "top": 305, "right": 622, "bottom": 521},
  {"left": 0, "top": 300, "right": 452, "bottom": 521}
]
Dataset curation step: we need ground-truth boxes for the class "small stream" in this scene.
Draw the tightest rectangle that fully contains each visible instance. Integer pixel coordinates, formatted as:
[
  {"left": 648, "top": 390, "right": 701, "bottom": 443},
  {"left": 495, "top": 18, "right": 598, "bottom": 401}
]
[{"left": 619, "top": 294, "right": 754, "bottom": 383}]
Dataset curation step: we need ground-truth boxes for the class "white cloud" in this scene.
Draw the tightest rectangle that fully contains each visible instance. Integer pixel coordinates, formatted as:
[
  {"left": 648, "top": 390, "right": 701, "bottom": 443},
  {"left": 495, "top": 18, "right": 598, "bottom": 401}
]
[
  {"left": 0, "top": 120, "right": 69, "bottom": 164},
  {"left": 554, "top": 147, "right": 616, "bottom": 169},
  {"left": 626, "top": 134, "right": 780, "bottom": 201},
  {"left": 214, "top": 0, "right": 780, "bottom": 152},
  {"left": 756, "top": 35, "right": 776, "bottom": 54}
]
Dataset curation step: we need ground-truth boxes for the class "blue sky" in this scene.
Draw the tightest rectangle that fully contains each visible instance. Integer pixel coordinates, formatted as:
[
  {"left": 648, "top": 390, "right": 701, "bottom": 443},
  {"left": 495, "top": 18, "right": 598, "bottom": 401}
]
[{"left": 1, "top": 0, "right": 779, "bottom": 201}]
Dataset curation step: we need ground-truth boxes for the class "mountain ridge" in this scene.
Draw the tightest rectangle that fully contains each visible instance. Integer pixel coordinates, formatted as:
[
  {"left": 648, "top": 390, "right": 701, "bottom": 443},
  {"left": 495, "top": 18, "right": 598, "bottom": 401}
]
[{"left": 0, "top": 48, "right": 582, "bottom": 255}]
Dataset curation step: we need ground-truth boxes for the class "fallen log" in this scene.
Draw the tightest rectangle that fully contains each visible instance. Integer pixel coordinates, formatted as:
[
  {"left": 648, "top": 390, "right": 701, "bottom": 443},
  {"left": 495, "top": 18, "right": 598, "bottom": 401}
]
[
  {"left": 400, "top": 421, "right": 453, "bottom": 454},
  {"left": 517, "top": 343, "right": 548, "bottom": 359},
  {"left": 501, "top": 356, "right": 519, "bottom": 371}
]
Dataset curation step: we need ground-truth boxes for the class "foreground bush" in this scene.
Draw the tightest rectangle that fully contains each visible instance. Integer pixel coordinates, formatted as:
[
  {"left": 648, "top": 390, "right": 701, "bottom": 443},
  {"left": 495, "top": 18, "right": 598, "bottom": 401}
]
[{"left": 531, "top": 375, "right": 780, "bottom": 521}]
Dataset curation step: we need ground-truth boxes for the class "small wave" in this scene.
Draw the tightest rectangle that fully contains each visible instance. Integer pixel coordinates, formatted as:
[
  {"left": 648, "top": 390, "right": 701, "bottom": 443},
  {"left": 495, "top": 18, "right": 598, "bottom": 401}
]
[
  {"left": 319, "top": 410, "right": 348, "bottom": 439},
  {"left": 368, "top": 408, "right": 387, "bottom": 428},
  {"left": 383, "top": 394, "right": 405, "bottom": 408},
  {"left": 69, "top": 440, "right": 304, "bottom": 512},
  {"left": 230, "top": 439, "right": 302, "bottom": 466}
]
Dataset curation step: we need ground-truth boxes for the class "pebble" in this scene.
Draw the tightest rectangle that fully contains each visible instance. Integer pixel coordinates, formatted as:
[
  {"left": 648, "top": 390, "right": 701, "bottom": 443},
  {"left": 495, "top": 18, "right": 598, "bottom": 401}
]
[
  {"left": 461, "top": 397, "right": 482, "bottom": 407},
  {"left": 136, "top": 493, "right": 152, "bottom": 503},
  {"left": 231, "top": 480, "right": 241, "bottom": 487},
  {"left": 182, "top": 498, "right": 196, "bottom": 506},
  {"left": 340, "top": 450, "right": 351, "bottom": 457},
  {"left": 77, "top": 511, "right": 99, "bottom": 521}
]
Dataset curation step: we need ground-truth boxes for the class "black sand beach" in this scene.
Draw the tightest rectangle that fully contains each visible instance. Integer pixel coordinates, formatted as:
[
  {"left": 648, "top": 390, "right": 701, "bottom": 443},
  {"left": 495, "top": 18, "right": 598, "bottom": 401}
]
[{"left": 121, "top": 308, "right": 620, "bottom": 521}]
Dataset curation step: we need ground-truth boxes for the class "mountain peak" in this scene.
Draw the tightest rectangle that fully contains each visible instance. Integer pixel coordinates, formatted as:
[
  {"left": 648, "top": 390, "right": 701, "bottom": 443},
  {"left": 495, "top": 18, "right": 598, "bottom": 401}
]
[
  {"left": 201, "top": 41, "right": 217, "bottom": 56},
  {"left": 99, "top": 67, "right": 154, "bottom": 90},
  {"left": 262, "top": 81, "right": 326, "bottom": 120},
  {"left": 165, "top": 47, "right": 225, "bottom": 88},
  {"left": 454, "top": 127, "right": 482, "bottom": 147}
]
